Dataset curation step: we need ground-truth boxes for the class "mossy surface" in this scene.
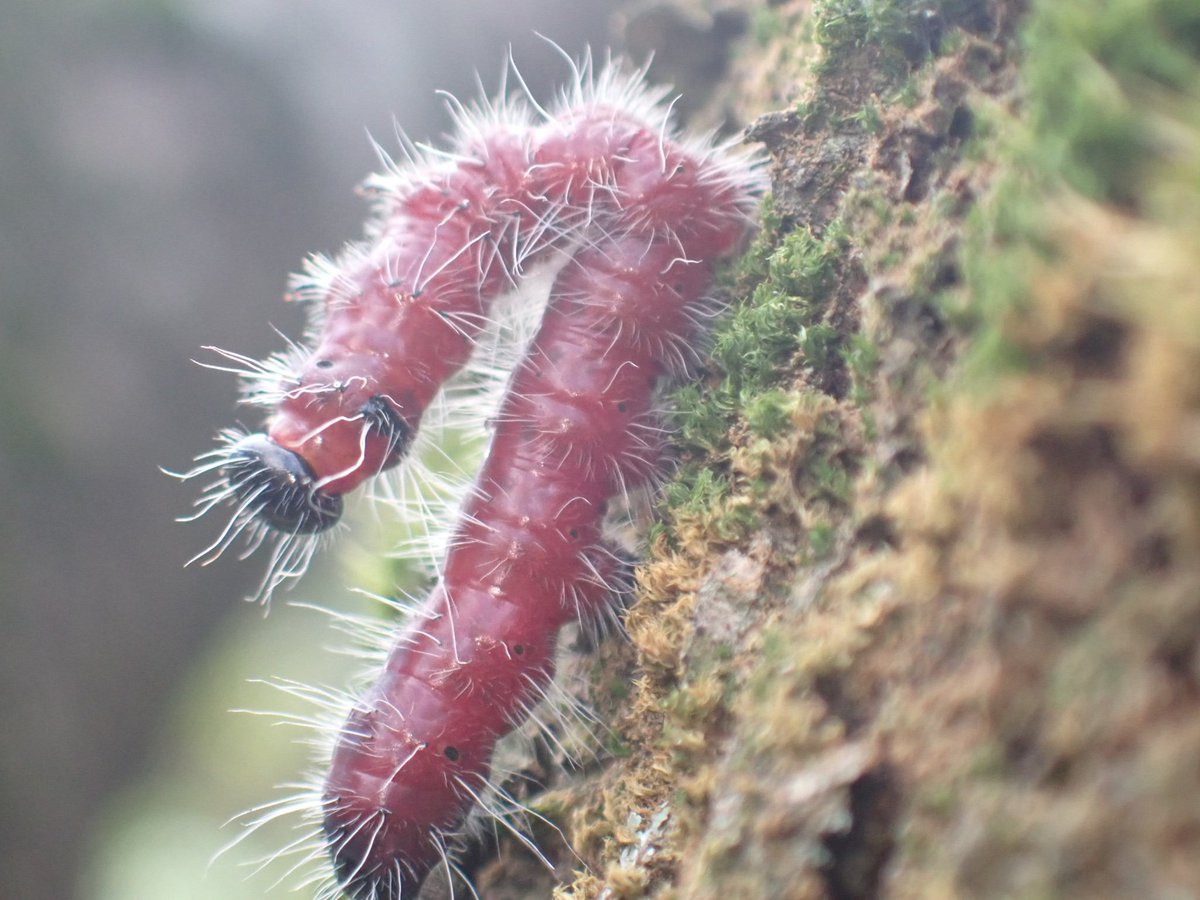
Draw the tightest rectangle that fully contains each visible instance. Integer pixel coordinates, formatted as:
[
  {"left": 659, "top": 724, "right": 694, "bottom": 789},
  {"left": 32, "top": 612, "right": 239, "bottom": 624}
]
[{"left": 479, "top": 0, "right": 1200, "bottom": 896}]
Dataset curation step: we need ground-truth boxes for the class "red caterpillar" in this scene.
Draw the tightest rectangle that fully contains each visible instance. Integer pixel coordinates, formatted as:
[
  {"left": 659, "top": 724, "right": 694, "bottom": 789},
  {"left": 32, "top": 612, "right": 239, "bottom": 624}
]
[
  {"left": 207, "top": 58, "right": 762, "bottom": 898},
  {"left": 177, "top": 63, "right": 727, "bottom": 600},
  {"left": 316, "top": 99, "right": 759, "bottom": 899}
]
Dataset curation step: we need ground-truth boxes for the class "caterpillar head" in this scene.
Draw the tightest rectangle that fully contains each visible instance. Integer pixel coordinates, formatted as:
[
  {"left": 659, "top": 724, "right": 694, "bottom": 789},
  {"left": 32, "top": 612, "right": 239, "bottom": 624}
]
[
  {"left": 174, "top": 394, "right": 414, "bottom": 604},
  {"left": 220, "top": 433, "right": 344, "bottom": 533},
  {"left": 174, "top": 339, "right": 422, "bottom": 601},
  {"left": 194, "top": 385, "right": 414, "bottom": 540}
]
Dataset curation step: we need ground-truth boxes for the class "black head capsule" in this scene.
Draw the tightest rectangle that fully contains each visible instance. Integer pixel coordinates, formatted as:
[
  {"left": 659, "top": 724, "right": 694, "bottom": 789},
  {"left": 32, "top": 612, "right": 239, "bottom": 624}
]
[{"left": 223, "top": 433, "right": 343, "bottom": 533}]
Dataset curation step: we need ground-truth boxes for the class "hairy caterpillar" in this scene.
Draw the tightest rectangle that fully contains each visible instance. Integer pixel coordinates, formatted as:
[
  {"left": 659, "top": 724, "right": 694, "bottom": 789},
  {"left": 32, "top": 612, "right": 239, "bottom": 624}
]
[
  {"left": 204, "top": 55, "right": 763, "bottom": 898},
  {"left": 175, "top": 60, "right": 744, "bottom": 601},
  {"left": 318, "top": 91, "right": 758, "bottom": 900}
]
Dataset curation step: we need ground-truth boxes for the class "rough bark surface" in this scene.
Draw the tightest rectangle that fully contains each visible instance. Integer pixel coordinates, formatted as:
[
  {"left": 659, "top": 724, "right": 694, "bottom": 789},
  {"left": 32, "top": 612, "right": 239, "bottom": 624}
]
[{"left": 466, "top": 1, "right": 1200, "bottom": 897}]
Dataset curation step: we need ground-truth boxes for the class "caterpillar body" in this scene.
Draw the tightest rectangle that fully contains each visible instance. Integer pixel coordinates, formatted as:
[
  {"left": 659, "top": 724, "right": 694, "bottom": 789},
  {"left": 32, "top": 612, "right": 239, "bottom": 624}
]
[
  {"left": 177, "top": 62, "right": 752, "bottom": 602},
  {"left": 197, "top": 56, "right": 763, "bottom": 898},
  {"left": 323, "top": 242, "right": 732, "bottom": 897}
]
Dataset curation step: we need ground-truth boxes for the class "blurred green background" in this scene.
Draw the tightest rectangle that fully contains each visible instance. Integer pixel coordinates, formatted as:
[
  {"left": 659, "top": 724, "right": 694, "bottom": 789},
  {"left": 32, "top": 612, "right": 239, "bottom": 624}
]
[{"left": 0, "top": 2, "right": 622, "bottom": 897}]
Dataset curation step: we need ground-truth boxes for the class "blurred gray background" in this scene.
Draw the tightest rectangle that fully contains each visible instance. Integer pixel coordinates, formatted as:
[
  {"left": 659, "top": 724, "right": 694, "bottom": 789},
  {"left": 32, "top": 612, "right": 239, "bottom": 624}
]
[{"left": 0, "top": 2, "right": 643, "bottom": 897}]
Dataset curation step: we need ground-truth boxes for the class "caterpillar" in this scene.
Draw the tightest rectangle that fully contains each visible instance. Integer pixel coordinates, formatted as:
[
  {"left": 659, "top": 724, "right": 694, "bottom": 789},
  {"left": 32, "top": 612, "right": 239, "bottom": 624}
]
[
  {"left": 319, "top": 92, "right": 758, "bottom": 900},
  {"left": 175, "top": 59, "right": 745, "bottom": 602},
  {"left": 205, "top": 55, "right": 763, "bottom": 898}
]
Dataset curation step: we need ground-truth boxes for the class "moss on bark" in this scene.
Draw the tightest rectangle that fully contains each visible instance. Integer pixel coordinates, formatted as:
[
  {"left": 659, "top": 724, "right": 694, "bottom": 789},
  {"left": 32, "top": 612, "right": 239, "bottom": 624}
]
[{"left": 476, "top": 1, "right": 1200, "bottom": 896}]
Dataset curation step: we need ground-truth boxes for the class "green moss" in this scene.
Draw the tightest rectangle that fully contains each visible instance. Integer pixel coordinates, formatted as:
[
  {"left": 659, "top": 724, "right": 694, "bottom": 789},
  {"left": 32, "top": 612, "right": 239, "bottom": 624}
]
[
  {"left": 670, "top": 211, "right": 851, "bottom": 484},
  {"left": 661, "top": 466, "right": 759, "bottom": 544},
  {"left": 673, "top": 382, "right": 731, "bottom": 454},
  {"left": 958, "top": 0, "right": 1200, "bottom": 386},
  {"left": 799, "top": 322, "right": 841, "bottom": 372},
  {"left": 661, "top": 673, "right": 733, "bottom": 727},
  {"left": 849, "top": 100, "right": 885, "bottom": 134},
  {"left": 715, "top": 222, "right": 847, "bottom": 399},
  {"left": 813, "top": 0, "right": 986, "bottom": 77},
  {"left": 809, "top": 455, "right": 853, "bottom": 505},
  {"left": 895, "top": 75, "right": 922, "bottom": 108},
  {"left": 814, "top": 0, "right": 929, "bottom": 74},
  {"left": 731, "top": 195, "right": 783, "bottom": 284},
  {"left": 744, "top": 389, "right": 799, "bottom": 439},
  {"left": 661, "top": 192, "right": 865, "bottom": 553},
  {"left": 1023, "top": 0, "right": 1200, "bottom": 206},
  {"left": 956, "top": 165, "right": 1048, "bottom": 381},
  {"left": 842, "top": 333, "right": 881, "bottom": 405},
  {"left": 662, "top": 466, "right": 729, "bottom": 516},
  {"left": 807, "top": 521, "right": 837, "bottom": 558}
]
